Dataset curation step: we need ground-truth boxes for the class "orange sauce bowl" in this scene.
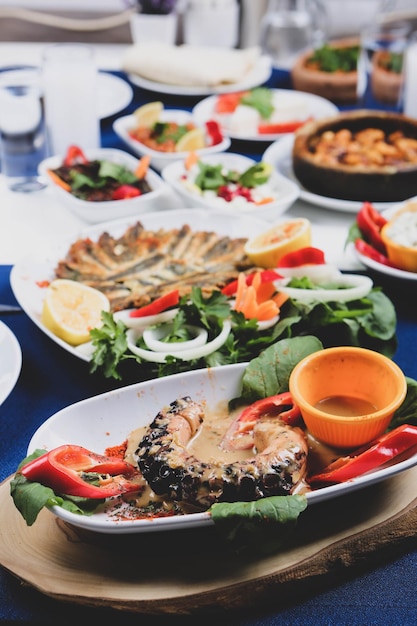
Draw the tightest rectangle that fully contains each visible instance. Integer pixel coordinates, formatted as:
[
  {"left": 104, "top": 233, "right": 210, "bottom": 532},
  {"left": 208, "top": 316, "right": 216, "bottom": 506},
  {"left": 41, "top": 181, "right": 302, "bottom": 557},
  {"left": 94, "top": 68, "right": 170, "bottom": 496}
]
[{"left": 289, "top": 346, "right": 407, "bottom": 449}]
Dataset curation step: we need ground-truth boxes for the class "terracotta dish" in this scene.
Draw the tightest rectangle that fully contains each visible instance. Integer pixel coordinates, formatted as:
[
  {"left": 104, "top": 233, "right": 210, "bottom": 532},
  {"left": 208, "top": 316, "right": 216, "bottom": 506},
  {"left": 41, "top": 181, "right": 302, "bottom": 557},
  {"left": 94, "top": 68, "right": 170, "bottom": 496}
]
[
  {"left": 292, "top": 110, "right": 417, "bottom": 202},
  {"left": 291, "top": 38, "right": 359, "bottom": 104}
]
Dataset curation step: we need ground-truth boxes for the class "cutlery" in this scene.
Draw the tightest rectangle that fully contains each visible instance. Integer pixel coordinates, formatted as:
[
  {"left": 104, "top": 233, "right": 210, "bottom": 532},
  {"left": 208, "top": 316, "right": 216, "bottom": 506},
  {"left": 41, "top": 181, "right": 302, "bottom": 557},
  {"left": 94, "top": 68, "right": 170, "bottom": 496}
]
[{"left": 0, "top": 304, "right": 21, "bottom": 313}]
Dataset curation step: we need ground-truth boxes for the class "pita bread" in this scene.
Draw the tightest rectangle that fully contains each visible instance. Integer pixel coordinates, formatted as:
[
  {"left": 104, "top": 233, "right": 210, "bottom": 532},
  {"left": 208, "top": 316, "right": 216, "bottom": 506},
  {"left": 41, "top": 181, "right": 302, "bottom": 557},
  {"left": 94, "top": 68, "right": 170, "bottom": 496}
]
[{"left": 122, "top": 42, "right": 261, "bottom": 87}]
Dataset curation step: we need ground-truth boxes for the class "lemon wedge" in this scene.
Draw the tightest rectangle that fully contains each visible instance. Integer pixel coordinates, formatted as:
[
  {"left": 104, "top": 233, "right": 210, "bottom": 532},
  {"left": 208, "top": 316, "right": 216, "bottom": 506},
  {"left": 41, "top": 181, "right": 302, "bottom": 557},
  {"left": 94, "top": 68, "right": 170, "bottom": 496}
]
[
  {"left": 41, "top": 279, "right": 110, "bottom": 346},
  {"left": 133, "top": 101, "right": 163, "bottom": 128},
  {"left": 175, "top": 128, "right": 206, "bottom": 152},
  {"left": 244, "top": 218, "right": 312, "bottom": 268}
]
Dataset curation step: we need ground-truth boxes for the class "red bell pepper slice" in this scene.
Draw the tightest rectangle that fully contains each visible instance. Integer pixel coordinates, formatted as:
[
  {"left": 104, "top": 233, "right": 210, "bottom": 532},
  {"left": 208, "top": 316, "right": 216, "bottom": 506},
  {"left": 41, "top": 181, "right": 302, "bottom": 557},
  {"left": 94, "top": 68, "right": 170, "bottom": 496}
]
[
  {"left": 112, "top": 185, "right": 141, "bottom": 200},
  {"left": 221, "top": 270, "right": 283, "bottom": 296},
  {"left": 277, "top": 247, "right": 326, "bottom": 268},
  {"left": 129, "top": 289, "right": 180, "bottom": 318},
  {"left": 63, "top": 145, "right": 88, "bottom": 167},
  {"left": 205, "top": 119, "right": 223, "bottom": 145},
  {"left": 356, "top": 201, "right": 388, "bottom": 253},
  {"left": 308, "top": 424, "right": 417, "bottom": 485},
  {"left": 221, "top": 392, "right": 301, "bottom": 450},
  {"left": 20, "top": 444, "right": 141, "bottom": 499},
  {"left": 355, "top": 239, "right": 394, "bottom": 267}
]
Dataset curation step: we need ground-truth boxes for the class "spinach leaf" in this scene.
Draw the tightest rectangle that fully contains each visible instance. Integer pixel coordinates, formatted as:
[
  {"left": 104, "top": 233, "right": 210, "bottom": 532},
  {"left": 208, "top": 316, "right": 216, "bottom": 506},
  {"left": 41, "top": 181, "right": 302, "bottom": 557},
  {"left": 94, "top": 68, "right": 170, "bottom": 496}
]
[{"left": 210, "top": 495, "right": 307, "bottom": 555}]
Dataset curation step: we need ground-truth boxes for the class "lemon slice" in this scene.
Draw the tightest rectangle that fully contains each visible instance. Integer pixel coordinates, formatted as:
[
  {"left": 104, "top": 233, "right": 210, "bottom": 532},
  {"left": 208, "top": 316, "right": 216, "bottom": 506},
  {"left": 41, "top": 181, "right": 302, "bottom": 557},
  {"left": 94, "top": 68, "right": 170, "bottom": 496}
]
[
  {"left": 41, "top": 279, "right": 110, "bottom": 346},
  {"left": 244, "top": 218, "right": 312, "bottom": 268},
  {"left": 175, "top": 128, "right": 206, "bottom": 152},
  {"left": 133, "top": 101, "right": 163, "bottom": 128}
]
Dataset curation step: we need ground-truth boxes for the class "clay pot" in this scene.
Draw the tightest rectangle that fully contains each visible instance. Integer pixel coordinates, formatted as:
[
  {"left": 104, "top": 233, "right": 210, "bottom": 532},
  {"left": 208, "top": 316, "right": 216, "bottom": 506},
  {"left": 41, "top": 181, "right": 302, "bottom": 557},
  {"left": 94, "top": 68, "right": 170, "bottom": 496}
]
[
  {"left": 291, "top": 38, "right": 359, "bottom": 104},
  {"left": 292, "top": 110, "right": 417, "bottom": 202}
]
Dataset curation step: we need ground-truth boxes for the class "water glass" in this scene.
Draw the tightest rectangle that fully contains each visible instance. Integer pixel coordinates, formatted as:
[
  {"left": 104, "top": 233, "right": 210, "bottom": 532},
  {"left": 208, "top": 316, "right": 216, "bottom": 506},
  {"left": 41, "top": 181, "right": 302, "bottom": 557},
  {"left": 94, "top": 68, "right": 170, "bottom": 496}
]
[
  {"left": 0, "top": 69, "right": 48, "bottom": 192},
  {"left": 403, "top": 31, "right": 417, "bottom": 119},
  {"left": 42, "top": 43, "right": 100, "bottom": 156},
  {"left": 259, "top": 0, "right": 327, "bottom": 68},
  {"left": 357, "top": 21, "right": 411, "bottom": 112}
]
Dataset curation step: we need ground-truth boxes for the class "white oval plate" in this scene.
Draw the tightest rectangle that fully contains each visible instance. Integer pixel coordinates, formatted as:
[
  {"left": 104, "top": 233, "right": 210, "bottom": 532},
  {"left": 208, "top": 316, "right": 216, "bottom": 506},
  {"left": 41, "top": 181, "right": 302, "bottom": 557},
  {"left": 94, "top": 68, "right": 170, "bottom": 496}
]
[
  {"left": 26, "top": 362, "right": 417, "bottom": 534},
  {"left": 263, "top": 135, "right": 400, "bottom": 214},
  {"left": 127, "top": 55, "right": 272, "bottom": 96},
  {"left": 98, "top": 72, "right": 133, "bottom": 119},
  {"left": 192, "top": 90, "right": 339, "bottom": 142},
  {"left": 0, "top": 321, "right": 22, "bottom": 406},
  {"left": 9, "top": 209, "right": 362, "bottom": 364}
]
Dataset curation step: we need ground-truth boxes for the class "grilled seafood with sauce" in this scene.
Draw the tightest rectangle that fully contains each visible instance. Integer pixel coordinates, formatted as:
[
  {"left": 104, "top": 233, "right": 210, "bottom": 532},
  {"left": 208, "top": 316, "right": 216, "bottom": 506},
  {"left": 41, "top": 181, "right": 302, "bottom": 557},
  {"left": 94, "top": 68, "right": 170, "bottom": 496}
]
[
  {"left": 136, "top": 396, "right": 309, "bottom": 509},
  {"left": 55, "top": 221, "right": 254, "bottom": 312}
]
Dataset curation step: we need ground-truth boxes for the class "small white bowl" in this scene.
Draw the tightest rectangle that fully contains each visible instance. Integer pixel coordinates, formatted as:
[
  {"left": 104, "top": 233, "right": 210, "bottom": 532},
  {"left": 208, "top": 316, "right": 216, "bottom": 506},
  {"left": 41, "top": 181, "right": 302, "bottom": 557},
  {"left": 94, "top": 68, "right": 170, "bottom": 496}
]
[
  {"left": 38, "top": 148, "right": 169, "bottom": 224},
  {"left": 113, "top": 109, "right": 231, "bottom": 171},
  {"left": 161, "top": 152, "right": 299, "bottom": 221}
]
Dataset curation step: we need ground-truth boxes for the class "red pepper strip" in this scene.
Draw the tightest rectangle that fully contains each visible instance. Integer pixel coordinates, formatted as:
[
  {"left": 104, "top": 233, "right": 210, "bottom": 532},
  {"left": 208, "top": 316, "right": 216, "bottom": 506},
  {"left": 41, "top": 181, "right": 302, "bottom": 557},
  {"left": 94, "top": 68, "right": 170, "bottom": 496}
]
[
  {"left": 20, "top": 444, "right": 141, "bottom": 499},
  {"left": 277, "top": 247, "right": 326, "bottom": 268},
  {"left": 355, "top": 239, "right": 394, "bottom": 267},
  {"left": 308, "top": 424, "right": 417, "bottom": 485},
  {"left": 129, "top": 289, "right": 180, "bottom": 318},
  {"left": 205, "top": 119, "right": 223, "bottom": 145},
  {"left": 220, "top": 392, "right": 301, "bottom": 451},
  {"left": 257, "top": 119, "right": 310, "bottom": 134},
  {"left": 356, "top": 201, "right": 388, "bottom": 253},
  {"left": 221, "top": 270, "right": 283, "bottom": 296},
  {"left": 63, "top": 145, "right": 88, "bottom": 167},
  {"left": 111, "top": 185, "right": 141, "bottom": 200}
]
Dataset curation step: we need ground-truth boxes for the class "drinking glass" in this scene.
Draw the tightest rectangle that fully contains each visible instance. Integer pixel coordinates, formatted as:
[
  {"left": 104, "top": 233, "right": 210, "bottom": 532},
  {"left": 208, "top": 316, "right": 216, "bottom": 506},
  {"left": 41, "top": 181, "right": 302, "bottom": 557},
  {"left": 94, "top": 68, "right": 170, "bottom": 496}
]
[
  {"left": 0, "top": 69, "right": 48, "bottom": 192},
  {"left": 259, "top": 0, "right": 327, "bottom": 68},
  {"left": 403, "top": 31, "right": 417, "bottom": 119},
  {"left": 42, "top": 43, "right": 100, "bottom": 156},
  {"left": 357, "top": 21, "right": 411, "bottom": 112}
]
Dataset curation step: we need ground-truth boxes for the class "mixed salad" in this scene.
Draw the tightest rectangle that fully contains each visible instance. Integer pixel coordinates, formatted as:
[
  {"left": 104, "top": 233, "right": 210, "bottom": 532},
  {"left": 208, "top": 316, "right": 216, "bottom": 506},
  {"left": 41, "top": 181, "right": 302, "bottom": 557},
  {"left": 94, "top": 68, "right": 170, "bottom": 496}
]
[{"left": 48, "top": 145, "right": 153, "bottom": 202}]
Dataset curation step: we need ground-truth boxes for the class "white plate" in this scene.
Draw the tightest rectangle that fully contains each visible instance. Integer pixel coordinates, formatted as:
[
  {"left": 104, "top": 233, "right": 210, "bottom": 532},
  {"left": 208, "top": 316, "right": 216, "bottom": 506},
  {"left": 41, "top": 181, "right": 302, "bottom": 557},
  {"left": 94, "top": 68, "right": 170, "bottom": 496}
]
[
  {"left": 263, "top": 135, "right": 400, "bottom": 214},
  {"left": 9, "top": 209, "right": 360, "bottom": 364},
  {"left": 113, "top": 110, "right": 231, "bottom": 171},
  {"left": 353, "top": 204, "right": 417, "bottom": 281},
  {"left": 0, "top": 69, "right": 132, "bottom": 120},
  {"left": 97, "top": 72, "right": 133, "bottom": 119},
  {"left": 192, "top": 90, "right": 339, "bottom": 142},
  {"left": 26, "top": 362, "right": 417, "bottom": 534},
  {"left": 0, "top": 321, "right": 22, "bottom": 405},
  {"left": 127, "top": 55, "right": 272, "bottom": 96}
]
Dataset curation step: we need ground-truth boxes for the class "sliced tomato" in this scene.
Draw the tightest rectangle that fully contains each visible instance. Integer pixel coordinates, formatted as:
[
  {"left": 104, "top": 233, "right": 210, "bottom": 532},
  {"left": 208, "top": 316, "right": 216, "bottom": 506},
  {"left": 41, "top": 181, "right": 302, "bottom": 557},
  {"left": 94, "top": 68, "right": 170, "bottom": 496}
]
[
  {"left": 63, "top": 145, "right": 88, "bottom": 167},
  {"left": 257, "top": 119, "right": 309, "bottom": 134},
  {"left": 112, "top": 185, "right": 141, "bottom": 200},
  {"left": 129, "top": 289, "right": 180, "bottom": 318},
  {"left": 277, "top": 247, "right": 326, "bottom": 268},
  {"left": 205, "top": 119, "right": 223, "bottom": 145},
  {"left": 214, "top": 92, "right": 246, "bottom": 114}
]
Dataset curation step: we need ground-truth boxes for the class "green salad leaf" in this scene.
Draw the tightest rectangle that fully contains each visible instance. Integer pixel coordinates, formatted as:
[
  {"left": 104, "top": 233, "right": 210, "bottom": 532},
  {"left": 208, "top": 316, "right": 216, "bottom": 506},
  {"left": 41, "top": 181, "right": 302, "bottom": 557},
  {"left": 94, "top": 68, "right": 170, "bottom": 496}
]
[{"left": 210, "top": 495, "right": 308, "bottom": 555}]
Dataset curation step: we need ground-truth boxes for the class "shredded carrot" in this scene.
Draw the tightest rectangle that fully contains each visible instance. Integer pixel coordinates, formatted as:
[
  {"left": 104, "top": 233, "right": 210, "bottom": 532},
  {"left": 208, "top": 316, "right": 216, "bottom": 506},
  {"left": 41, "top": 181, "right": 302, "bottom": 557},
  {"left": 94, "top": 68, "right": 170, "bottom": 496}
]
[
  {"left": 135, "top": 154, "right": 151, "bottom": 179},
  {"left": 255, "top": 197, "right": 275, "bottom": 205},
  {"left": 272, "top": 291, "right": 290, "bottom": 309},
  {"left": 233, "top": 270, "right": 283, "bottom": 321},
  {"left": 47, "top": 169, "right": 71, "bottom": 192},
  {"left": 184, "top": 151, "right": 199, "bottom": 170}
]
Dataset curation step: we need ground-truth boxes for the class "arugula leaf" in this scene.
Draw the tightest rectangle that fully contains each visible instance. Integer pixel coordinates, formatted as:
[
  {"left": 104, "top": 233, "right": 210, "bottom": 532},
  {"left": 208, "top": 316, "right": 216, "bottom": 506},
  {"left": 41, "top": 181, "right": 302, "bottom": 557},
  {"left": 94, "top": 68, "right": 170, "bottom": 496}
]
[
  {"left": 238, "top": 336, "right": 323, "bottom": 403},
  {"left": 389, "top": 377, "right": 417, "bottom": 430},
  {"left": 210, "top": 495, "right": 307, "bottom": 555},
  {"left": 98, "top": 160, "right": 138, "bottom": 184},
  {"left": 240, "top": 87, "right": 274, "bottom": 120},
  {"left": 10, "top": 450, "right": 101, "bottom": 526}
]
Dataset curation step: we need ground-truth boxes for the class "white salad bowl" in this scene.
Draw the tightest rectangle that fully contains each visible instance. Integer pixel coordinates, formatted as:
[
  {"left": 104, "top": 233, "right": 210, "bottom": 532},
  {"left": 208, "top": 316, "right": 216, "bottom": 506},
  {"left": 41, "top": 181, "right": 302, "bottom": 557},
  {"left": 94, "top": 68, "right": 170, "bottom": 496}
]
[
  {"left": 161, "top": 152, "right": 299, "bottom": 221},
  {"left": 38, "top": 148, "right": 170, "bottom": 224},
  {"left": 113, "top": 109, "right": 231, "bottom": 171}
]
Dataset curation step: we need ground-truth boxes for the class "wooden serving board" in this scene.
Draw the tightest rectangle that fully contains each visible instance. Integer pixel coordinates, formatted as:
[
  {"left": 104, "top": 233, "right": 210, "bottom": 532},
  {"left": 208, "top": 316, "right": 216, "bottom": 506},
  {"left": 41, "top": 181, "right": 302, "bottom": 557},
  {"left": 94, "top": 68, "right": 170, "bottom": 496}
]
[{"left": 1, "top": 471, "right": 417, "bottom": 615}]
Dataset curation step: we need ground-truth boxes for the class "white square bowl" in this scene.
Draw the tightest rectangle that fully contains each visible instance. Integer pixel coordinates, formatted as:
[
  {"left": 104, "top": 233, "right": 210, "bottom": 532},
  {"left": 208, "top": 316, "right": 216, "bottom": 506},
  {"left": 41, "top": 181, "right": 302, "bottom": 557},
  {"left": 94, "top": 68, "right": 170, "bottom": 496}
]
[
  {"left": 38, "top": 147, "right": 170, "bottom": 224},
  {"left": 113, "top": 109, "right": 231, "bottom": 171},
  {"left": 161, "top": 152, "right": 300, "bottom": 221}
]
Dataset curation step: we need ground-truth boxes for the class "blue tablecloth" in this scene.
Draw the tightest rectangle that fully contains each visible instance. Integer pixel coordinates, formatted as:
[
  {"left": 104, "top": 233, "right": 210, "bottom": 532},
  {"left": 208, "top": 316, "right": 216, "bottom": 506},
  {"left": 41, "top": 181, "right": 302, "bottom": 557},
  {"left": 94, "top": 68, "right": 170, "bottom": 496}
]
[{"left": 1, "top": 69, "right": 417, "bottom": 625}]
